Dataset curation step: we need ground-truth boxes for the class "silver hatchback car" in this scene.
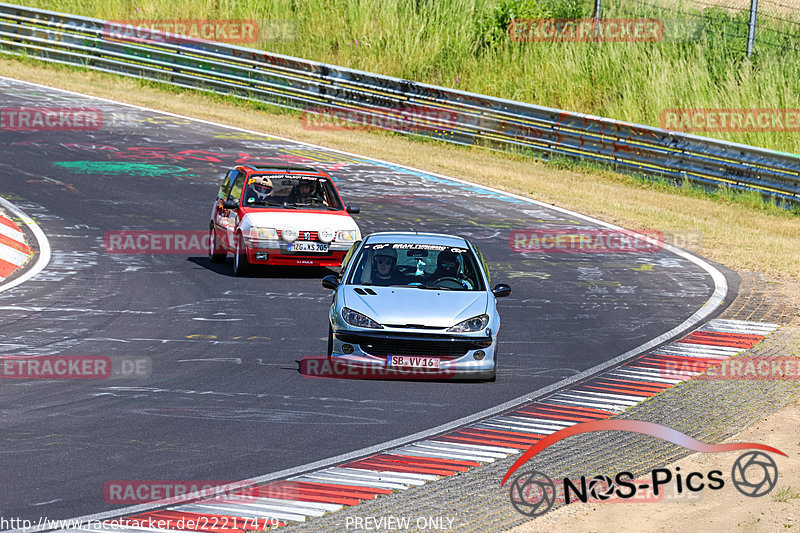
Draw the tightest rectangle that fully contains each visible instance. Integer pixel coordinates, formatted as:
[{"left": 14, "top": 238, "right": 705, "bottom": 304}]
[{"left": 321, "top": 232, "right": 511, "bottom": 381}]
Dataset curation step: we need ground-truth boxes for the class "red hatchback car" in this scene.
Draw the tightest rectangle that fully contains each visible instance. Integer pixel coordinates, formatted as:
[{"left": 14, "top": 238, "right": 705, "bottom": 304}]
[{"left": 209, "top": 164, "right": 362, "bottom": 275}]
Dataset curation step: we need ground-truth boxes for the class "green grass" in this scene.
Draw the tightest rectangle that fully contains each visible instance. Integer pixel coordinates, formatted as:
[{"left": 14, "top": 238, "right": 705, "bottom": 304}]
[
  {"left": 773, "top": 486, "right": 800, "bottom": 503},
  {"left": 16, "top": 0, "right": 800, "bottom": 155}
]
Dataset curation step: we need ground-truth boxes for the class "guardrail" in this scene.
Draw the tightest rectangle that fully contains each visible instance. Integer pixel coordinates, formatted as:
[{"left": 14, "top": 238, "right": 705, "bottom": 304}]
[{"left": 1, "top": 2, "right": 798, "bottom": 203}]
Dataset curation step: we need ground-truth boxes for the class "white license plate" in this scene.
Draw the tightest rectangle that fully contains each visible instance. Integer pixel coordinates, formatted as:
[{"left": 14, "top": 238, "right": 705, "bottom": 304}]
[
  {"left": 387, "top": 356, "right": 440, "bottom": 369},
  {"left": 288, "top": 241, "right": 329, "bottom": 253}
]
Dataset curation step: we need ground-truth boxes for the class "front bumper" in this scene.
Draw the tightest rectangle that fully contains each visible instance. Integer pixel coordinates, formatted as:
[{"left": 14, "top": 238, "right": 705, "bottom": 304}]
[
  {"left": 330, "top": 329, "right": 496, "bottom": 379},
  {"left": 243, "top": 237, "right": 351, "bottom": 266}
]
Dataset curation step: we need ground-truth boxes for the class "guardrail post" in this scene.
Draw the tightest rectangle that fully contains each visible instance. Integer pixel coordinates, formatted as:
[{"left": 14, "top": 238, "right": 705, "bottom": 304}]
[
  {"left": 594, "top": 0, "right": 602, "bottom": 38},
  {"left": 746, "top": 0, "right": 758, "bottom": 57}
]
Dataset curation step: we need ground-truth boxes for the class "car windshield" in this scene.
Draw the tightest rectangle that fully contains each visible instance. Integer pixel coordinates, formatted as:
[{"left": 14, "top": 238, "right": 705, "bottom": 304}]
[
  {"left": 347, "top": 242, "right": 485, "bottom": 291},
  {"left": 242, "top": 175, "right": 343, "bottom": 210}
]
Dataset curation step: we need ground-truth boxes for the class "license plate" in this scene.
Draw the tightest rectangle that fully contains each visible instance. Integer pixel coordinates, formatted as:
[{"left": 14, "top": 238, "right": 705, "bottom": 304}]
[
  {"left": 387, "top": 356, "right": 440, "bottom": 369},
  {"left": 288, "top": 241, "right": 329, "bottom": 253}
]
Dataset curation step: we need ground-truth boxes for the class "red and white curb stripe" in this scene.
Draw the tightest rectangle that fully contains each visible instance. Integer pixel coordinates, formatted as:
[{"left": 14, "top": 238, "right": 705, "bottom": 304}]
[
  {"left": 64, "top": 318, "right": 778, "bottom": 532},
  {"left": 0, "top": 209, "right": 32, "bottom": 280}
]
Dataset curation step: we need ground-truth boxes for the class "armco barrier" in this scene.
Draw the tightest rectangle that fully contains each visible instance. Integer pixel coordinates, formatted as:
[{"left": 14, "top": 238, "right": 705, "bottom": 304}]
[{"left": 0, "top": 3, "right": 798, "bottom": 203}]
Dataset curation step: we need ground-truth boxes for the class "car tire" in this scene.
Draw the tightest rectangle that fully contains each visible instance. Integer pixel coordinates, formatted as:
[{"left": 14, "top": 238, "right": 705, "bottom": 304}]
[
  {"left": 233, "top": 235, "right": 249, "bottom": 277},
  {"left": 327, "top": 323, "right": 334, "bottom": 360},
  {"left": 208, "top": 226, "right": 226, "bottom": 263}
]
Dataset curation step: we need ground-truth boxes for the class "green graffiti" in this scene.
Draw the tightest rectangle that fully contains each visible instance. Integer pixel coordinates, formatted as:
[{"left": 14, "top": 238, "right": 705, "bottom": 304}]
[{"left": 53, "top": 161, "right": 188, "bottom": 177}]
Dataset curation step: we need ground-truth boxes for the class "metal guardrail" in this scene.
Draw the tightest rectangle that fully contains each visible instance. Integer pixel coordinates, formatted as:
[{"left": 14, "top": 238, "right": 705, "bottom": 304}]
[{"left": 0, "top": 2, "right": 798, "bottom": 203}]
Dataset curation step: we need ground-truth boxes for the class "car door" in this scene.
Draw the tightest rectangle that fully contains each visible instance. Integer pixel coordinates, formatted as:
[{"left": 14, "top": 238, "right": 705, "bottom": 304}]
[
  {"left": 225, "top": 171, "right": 246, "bottom": 248},
  {"left": 213, "top": 170, "right": 236, "bottom": 249}
]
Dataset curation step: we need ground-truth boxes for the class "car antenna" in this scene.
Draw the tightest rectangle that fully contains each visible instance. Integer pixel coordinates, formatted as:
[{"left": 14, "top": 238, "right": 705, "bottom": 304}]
[{"left": 279, "top": 150, "right": 292, "bottom": 173}]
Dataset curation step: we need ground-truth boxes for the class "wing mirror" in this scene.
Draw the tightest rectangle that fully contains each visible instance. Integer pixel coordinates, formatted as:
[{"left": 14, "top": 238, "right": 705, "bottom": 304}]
[
  {"left": 222, "top": 200, "right": 238, "bottom": 210},
  {"left": 492, "top": 283, "right": 511, "bottom": 297},
  {"left": 322, "top": 275, "right": 340, "bottom": 290},
  {"left": 346, "top": 205, "right": 360, "bottom": 214}
]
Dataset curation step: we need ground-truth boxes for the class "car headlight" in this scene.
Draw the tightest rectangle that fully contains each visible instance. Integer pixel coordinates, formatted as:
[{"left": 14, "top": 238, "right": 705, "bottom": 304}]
[
  {"left": 336, "top": 230, "right": 358, "bottom": 242},
  {"left": 341, "top": 307, "right": 383, "bottom": 329},
  {"left": 319, "top": 229, "right": 335, "bottom": 243},
  {"left": 282, "top": 228, "right": 298, "bottom": 242},
  {"left": 249, "top": 227, "right": 278, "bottom": 239},
  {"left": 447, "top": 314, "right": 489, "bottom": 333}
]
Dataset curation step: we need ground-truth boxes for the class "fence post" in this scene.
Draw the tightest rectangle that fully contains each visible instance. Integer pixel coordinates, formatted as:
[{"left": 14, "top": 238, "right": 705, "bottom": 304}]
[
  {"left": 594, "top": 0, "right": 602, "bottom": 38},
  {"left": 746, "top": 0, "right": 758, "bottom": 57}
]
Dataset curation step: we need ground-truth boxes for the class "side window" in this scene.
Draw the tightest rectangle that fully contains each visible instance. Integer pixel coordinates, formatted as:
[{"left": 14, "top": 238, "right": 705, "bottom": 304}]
[
  {"left": 474, "top": 246, "right": 491, "bottom": 284},
  {"left": 229, "top": 172, "right": 246, "bottom": 204},
  {"left": 340, "top": 240, "right": 362, "bottom": 277},
  {"left": 216, "top": 170, "right": 237, "bottom": 201}
]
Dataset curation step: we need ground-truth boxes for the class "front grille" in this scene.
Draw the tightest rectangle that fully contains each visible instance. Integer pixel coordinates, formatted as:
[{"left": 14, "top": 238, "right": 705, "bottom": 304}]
[
  {"left": 360, "top": 339, "right": 469, "bottom": 359},
  {"left": 384, "top": 324, "right": 445, "bottom": 330},
  {"left": 277, "top": 230, "right": 319, "bottom": 241}
]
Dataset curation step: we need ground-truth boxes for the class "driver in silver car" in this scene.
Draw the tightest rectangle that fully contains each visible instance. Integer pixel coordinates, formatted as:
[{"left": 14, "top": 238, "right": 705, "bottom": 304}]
[
  {"left": 427, "top": 250, "right": 458, "bottom": 281},
  {"left": 426, "top": 250, "right": 474, "bottom": 289}
]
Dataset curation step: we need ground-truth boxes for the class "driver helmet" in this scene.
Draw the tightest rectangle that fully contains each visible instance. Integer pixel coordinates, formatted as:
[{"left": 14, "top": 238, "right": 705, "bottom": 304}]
[
  {"left": 373, "top": 247, "right": 397, "bottom": 268},
  {"left": 297, "top": 179, "right": 315, "bottom": 193},
  {"left": 249, "top": 176, "right": 273, "bottom": 195},
  {"left": 374, "top": 247, "right": 397, "bottom": 266},
  {"left": 436, "top": 250, "right": 459, "bottom": 273}
]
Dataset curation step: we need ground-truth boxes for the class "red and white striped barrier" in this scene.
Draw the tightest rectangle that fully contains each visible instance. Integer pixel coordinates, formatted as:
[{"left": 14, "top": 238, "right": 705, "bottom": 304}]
[{"left": 0, "top": 210, "right": 32, "bottom": 281}]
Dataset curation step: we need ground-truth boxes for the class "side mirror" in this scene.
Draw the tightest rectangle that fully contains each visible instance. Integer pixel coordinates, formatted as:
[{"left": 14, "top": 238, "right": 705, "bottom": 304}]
[
  {"left": 346, "top": 205, "right": 360, "bottom": 215},
  {"left": 492, "top": 283, "right": 511, "bottom": 298},
  {"left": 322, "top": 275, "right": 340, "bottom": 290},
  {"left": 222, "top": 200, "right": 238, "bottom": 210}
]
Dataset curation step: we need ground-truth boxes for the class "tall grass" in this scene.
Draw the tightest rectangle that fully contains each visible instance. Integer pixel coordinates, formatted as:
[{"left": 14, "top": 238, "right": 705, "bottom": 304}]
[{"left": 16, "top": 0, "right": 800, "bottom": 154}]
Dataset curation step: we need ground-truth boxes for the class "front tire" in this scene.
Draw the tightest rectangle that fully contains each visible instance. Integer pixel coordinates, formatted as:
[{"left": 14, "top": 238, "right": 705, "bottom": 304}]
[
  {"left": 233, "top": 235, "right": 249, "bottom": 277},
  {"left": 327, "top": 323, "right": 334, "bottom": 360},
  {"left": 208, "top": 226, "right": 226, "bottom": 263}
]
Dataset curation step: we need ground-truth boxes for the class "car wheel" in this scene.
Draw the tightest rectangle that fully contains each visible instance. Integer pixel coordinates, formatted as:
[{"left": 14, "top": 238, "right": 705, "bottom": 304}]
[
  {"left": 208, "top": 226, "right": 226, "bottom": 263},
  {"left": 233, "top": 235, "right": 249, "bottom": 277},
  {"left": 327, "top": 323, "right": 334, "bottom": 359}
]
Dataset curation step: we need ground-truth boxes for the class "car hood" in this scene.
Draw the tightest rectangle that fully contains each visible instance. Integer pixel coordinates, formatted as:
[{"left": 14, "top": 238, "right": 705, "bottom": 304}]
[
  {"left": 343, "top": 286, "right": 489, "bottom": 329},
  {"left": 241, "top": 211, "right": 359, "bottom": 232}
]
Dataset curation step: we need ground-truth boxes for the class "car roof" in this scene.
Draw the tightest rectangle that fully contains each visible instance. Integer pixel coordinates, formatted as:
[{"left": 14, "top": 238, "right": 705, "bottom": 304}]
[
  {"left": 364, "top": 232, "right": 469, "bottom": 247},
  {"left": 240, "top": 163, "right": 327, "bottom": 176}
]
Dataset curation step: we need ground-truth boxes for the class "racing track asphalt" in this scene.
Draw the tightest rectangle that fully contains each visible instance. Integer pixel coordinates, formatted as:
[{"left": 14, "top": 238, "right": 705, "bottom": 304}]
[{"left": 0, "top": 77, "right": 735, "bottom": 523}]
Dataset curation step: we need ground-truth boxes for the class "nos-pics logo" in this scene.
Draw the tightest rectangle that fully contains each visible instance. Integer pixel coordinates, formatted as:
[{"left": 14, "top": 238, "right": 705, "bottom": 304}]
[{"left": 501, "top": 420, "right": 784, "bottom": 518}]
